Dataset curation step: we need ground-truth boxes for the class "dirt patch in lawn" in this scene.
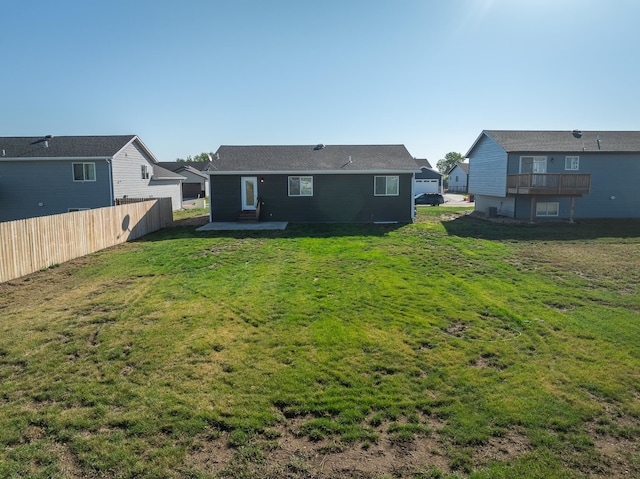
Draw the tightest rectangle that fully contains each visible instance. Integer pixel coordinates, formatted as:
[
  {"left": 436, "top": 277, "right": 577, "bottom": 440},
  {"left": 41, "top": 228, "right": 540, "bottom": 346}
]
[{"left": 173, "top": 214, "right": 210, "bottom": 227}]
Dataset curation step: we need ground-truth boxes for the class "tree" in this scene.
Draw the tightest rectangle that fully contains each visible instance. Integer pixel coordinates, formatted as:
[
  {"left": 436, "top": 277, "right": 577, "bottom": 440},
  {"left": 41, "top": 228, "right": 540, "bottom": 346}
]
[
  {"left": 436, "top": 152, "right": 465, "bottom": 174},
  {"left": 176, "top": 152, "right": 215, "bottom": 162}
]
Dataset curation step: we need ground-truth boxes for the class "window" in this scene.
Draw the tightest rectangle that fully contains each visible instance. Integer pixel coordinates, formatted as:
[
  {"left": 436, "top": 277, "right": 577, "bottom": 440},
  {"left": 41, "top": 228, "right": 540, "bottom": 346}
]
[
  {"left": 374, "top": 176, "right": 399, "bottom": 196},
  {"left": 72, "top": 162, "right": 96, "bottom": 182},
  {"left": 68, "top": 208, "right": 90, "bottom": 212},
  {"left": 536, "top": 202, "right": 559, "bottom": 217},
  {"left": 288, "top": 176, "right": 313, "bottom": 196},
  {"left": 565, "top": 156, "right": 579, "bottom": 170},
  {"left": 141, "top": 164, "right": 150, "bottom": 179}
]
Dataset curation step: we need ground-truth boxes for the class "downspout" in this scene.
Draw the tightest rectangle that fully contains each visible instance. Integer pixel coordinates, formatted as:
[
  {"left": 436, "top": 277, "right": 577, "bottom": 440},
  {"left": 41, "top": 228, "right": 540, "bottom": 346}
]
[
  {"left": 106, "top": 159, "right": 114, "bottom": 205},
  {"left": 411, "top": 172, "right": 416, "bottom": 222}
]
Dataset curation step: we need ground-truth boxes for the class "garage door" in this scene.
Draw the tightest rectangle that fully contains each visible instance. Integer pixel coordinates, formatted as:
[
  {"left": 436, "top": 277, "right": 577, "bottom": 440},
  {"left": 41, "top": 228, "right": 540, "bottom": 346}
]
[
  {"left": 182, "top": 183, "right": 203, "bottom": 198},
  {"left": 414, "top": 179, "right": 439, "bottom": 194}
]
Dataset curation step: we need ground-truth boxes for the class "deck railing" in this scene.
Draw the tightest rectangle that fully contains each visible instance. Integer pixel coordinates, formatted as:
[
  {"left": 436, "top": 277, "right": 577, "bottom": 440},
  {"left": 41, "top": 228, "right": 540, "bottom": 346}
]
[{"left": 506, "top": 174, "right": 591, "bottom": 195}]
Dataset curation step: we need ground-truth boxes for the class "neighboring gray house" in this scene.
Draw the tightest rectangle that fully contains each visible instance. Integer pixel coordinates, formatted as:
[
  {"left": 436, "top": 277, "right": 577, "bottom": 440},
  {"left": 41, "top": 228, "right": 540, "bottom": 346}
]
[
  {"left": 158, "top": 161, "right": 211, "bottom": 199},
  {"left": 414, "top": 159, "right": 443, "bottom": 194},
  {"left": 467, "top": 130, "right": 640, "bottom": 221},
  {"left": 0, "top": 135, "right": 184, "bottom": 222},
  {"left": 205, "top": 144, "right": 420, "bottom": 224},
  {"left": 446, "top": 162, "right": 469, "bottom": 193}
]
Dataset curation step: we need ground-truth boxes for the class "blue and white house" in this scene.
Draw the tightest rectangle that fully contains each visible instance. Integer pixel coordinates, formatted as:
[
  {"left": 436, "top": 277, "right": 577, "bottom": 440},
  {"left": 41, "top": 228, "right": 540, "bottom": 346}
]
[
  {"left": 466, "top": 130, "right": 640, "bottom": 221},
  {"left": 0, "top": 135, "right": 184, "bottom": 222},
  {"left": 446, "top": 162, "right": 469, "bottom": 193}
]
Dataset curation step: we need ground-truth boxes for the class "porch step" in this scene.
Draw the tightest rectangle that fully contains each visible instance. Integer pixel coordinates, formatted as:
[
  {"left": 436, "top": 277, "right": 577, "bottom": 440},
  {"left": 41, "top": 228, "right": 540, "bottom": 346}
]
[{"left": 238, "top": 210, "right": 258, "bottom": 223}]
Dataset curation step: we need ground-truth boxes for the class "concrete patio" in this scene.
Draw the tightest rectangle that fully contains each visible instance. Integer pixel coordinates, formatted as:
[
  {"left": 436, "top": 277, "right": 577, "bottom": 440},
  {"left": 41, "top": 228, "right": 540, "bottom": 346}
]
[{"left": 196, "top": 221, "right": 288, "bottom": 231}]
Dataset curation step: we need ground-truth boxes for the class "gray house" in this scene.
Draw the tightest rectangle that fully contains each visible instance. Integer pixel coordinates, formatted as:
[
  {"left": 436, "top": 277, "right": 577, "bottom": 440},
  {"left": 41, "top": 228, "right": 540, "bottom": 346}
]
[
  {"left": 0, "top": 135, "right": 184, "bottom": 222},
  {"left": 446, "top": 162, "right": 469, "bottom": 193},
  {"left": 206, "top": 144, "right": 420, "bottom": 224},
  {"left": 467, "top": 130, "right": 640, "bottom": 221},
  {"left": 158, "top": 161, "right": 211, "bottom": 199},
  {"left": 414, "top": 159, "right": 443, "bottom": 194}
]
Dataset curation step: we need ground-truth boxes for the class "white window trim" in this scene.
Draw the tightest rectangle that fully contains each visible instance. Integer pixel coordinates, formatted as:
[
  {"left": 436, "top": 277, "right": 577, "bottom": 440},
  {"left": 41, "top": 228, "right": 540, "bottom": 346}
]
[
  {"left": 536, "top": 202, "right": 559, "bottom": 217},
  {"left": 141, "top": 164, "right": 150, "bottom": 179},
  {"left": 72, "top": 162, "right": 96, "bottom": 182},
  {"left": 374, "top": 175, "right": 399, "bottom": 196},
  {"left": 519, "top": 156, "right": 547, "bottom": 174},
  {"left": 288, "top": 176, "right": 313, "bottom": 196},
  {"left": 565, "top": 156, "right": 579, "bottom": 171}
]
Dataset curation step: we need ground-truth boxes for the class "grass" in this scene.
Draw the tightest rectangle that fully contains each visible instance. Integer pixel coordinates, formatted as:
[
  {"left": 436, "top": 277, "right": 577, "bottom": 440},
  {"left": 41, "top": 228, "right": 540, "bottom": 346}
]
[{"left": 0, "top": 207, "right": 638, "bottom": 478}]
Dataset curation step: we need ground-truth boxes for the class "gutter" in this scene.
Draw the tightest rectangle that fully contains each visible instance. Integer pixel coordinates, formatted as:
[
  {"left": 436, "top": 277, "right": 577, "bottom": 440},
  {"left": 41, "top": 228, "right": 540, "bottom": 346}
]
[{"left": 106, "top": 159, "right": 114, "bottom": 206}]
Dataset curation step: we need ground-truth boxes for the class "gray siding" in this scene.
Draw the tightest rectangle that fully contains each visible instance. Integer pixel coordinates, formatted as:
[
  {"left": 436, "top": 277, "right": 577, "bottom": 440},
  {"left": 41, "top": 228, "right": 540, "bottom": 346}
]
[
  {"left": 468, "top": 135, "right": 507, "bottom": 197},
  {"left": 112, "top": 142, "right": 156, "bottom": 199},
  {"left": 147, "top": 180, "right": 183, "bottom": 211},
  {"left": 210, "top": 174, "right": 414, "bottom": 223},
  {"left": 112, "top": 141, "right": 183, "bottom": 210},
  {"left": 0, "top": 159, "right": 111, "bottom": 222},
  {"left": 475, "top": 195, "right": 515, "bottom": 218},
  {"left": 574, "top": 153, "right": 639, "bottom": 218},
  {"left": 507, "top": 152, "right": 640, "bottom": 219}
]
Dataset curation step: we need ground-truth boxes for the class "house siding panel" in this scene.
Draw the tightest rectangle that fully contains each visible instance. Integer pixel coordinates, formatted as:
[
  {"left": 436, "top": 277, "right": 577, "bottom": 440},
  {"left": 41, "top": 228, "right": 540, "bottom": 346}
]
[
  {"left": 0, "top": 160, "right": 110, "bottom": 222},
  {"left": 112, "top": 142, "right": 156, "bottom": 200},
  {"left": 111, "top": 142, "right": 183, "bottom": 210},
  {"left": 210, "top": 174, "right": 413, "bottom": 223},
  {"left": 476, "top": 195, "right": 516, "bottom": 218},
  {"left": 507, "top": 152, "right": 640, "bottom": 219},
  {"left": 574, "top": 153, "right": 639, "bottom": 218},
  {"left": 468, "top": 135, "right": 507, "bottom": 197}
]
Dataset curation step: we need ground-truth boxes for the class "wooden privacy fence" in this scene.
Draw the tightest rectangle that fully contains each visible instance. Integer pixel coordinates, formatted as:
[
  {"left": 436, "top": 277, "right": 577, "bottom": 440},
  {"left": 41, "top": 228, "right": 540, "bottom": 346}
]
[{"left": 0, "top": 198, "right": 173, "bottom": 283}]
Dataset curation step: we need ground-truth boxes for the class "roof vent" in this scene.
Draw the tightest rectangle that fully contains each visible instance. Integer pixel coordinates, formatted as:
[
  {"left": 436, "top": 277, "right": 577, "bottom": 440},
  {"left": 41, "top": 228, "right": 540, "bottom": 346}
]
[
  {"left": 572, "top": 130, "right": 582, "bottom": 139},
  {"left": 314, "top": 144, "right": 326, "bottom": 150}
]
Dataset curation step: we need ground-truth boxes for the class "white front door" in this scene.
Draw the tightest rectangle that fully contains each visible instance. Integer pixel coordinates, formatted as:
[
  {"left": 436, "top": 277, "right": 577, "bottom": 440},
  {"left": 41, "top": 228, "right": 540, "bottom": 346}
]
[{"left": 241, "top": 177, "right": 258, "bottom": 210}]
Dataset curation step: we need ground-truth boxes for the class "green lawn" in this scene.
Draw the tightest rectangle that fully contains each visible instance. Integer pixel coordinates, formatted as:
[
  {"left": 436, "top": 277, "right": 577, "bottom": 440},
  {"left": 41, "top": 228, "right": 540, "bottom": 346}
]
[{"left": 1, "top": 208, "right": 639, "bottom": 478}]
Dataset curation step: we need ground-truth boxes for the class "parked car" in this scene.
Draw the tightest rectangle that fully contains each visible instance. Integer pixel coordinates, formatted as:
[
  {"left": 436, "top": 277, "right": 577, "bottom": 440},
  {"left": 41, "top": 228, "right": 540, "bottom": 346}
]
[{"left": 414, "top": 193, "right": 444, "bottom": 206}]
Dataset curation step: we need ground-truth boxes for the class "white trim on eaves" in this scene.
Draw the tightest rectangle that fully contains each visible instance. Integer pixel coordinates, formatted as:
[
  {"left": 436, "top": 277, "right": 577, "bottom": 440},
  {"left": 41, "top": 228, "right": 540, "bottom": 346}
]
[{"left": 206, "top": 169, "right": 419, "bottom": 175}]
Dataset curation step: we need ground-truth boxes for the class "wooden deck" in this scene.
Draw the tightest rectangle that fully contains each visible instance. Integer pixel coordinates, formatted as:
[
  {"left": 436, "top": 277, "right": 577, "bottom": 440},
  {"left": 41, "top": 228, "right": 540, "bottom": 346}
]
[{"left": 507, "top": 173, "right": 591, "bottom": 196}]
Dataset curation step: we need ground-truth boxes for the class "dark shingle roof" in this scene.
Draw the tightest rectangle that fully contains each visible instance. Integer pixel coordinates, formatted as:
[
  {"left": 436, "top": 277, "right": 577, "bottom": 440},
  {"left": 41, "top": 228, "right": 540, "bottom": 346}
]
[
  {"left": 482, "top": 130, "right": 640, "bottom": 153},
  {"left": 152, "top": 165, "right": 186, "bottom": 181},
  {"left": 0, "top": 135, "right": 138, "bottom": 158},
  {"left": 447, "top": 162, "right": 469, "bottom": 175},
  {"left": 414, "top": 158, "right": 433, "bottom": 169},
  {"left": 158, "top": 161, "right": 214, "bottom": 172},
  {"left": 209, "top": 145, "right": 419, "bottom": 173}
]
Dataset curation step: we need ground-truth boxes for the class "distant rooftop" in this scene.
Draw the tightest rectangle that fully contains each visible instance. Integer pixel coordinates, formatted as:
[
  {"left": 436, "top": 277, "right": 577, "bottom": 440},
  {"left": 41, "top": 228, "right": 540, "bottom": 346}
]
[
  {"left": 474, "top": 130, "right": 640, "bottom": 154},
  {"left": 0, "top": 135, "right": 139, "bottom": 159}
]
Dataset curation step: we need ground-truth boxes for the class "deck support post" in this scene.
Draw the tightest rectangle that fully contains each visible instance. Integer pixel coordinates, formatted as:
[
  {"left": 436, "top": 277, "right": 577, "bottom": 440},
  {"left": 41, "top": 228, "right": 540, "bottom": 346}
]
[
  {"left": 530, "top": 197, "right": 536, "bottom": 223},
  {"left": 569, "top": 197, "right": 575, "bottom": 223}
]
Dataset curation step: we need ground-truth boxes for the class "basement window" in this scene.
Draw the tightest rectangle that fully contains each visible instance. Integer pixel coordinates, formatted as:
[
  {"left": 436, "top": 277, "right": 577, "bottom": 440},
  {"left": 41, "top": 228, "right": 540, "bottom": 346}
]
[
  {"left": 374, "top": 176, "right": 399, "bottom": 196},
  {"left": 536, "top": 202, "right": 559, "bottom": 217},
  {"left": 72, "top": 162, "right": 96, "bottom": 182}
]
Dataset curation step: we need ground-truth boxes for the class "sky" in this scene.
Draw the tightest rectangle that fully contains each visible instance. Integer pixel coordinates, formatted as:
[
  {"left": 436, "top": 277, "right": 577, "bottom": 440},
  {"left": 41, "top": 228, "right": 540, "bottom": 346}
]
[{"left": 2, "top": 0, "right": 639, "bottom": 165}]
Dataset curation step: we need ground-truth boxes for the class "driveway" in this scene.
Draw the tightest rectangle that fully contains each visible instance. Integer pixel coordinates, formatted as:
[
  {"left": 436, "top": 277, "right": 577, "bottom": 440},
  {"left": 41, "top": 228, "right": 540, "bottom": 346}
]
[{"left": 442, "top": 193, "right": 473, "bottom": 207}]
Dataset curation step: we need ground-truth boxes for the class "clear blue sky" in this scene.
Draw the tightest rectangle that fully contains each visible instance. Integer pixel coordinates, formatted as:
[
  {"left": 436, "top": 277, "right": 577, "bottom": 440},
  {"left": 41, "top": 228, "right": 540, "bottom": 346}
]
[{"left": 3, "top": 0, "right": 639, "bottom": 164}]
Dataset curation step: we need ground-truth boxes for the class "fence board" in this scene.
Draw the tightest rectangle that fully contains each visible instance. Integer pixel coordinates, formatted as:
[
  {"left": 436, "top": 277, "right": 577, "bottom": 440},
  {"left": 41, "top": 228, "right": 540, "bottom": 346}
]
[{"left": 0, "top": 198, "right": 172, "bottom": 283}]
